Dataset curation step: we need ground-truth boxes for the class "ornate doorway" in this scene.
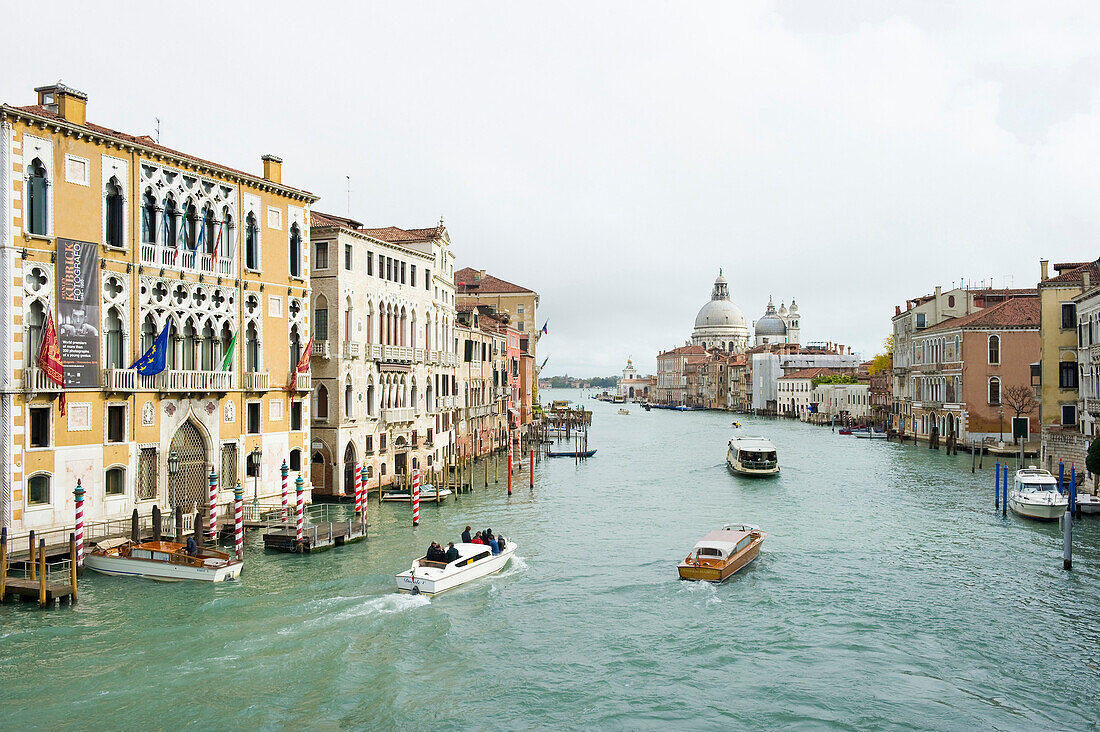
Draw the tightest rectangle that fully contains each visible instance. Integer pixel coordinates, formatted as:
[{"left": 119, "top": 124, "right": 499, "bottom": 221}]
[{"left": 169, "top": 421, "right": 208, "bottom": 510}]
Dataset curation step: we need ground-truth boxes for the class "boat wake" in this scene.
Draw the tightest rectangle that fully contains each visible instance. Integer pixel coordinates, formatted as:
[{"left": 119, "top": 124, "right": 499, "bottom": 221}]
[
  {"left": 677, "top": 579, "right": 723, "bottom": 606},
  {"left": 334, "top": 593, "right": 430, "bottom": 620},
  {"left": 496, "top": 555, "right": 529, "bottom": 578}
]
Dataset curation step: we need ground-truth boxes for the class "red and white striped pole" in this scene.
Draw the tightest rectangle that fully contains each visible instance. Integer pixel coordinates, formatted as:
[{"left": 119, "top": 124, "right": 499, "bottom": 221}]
[
  {"left": 360, "top": 463, "right": 369, "bottom": 532},
  {"left": 530, "top": 448, "right": 534, "bottom": 488},
  {"left": 412, "top": 469, "right": 420, "bottom": 526},
  {"left": 233, "top": 480, "right": 244, "bottom": 561},
  {"left": 73, "top": 479, "right": 85, "bottom": 568},
  {"left": 295, "top": 473, "right": 305, "bottom": 542},
  {"left": 208, "top": 466, "right": 218, "bottom": 543},
  {"left": 280, "top": 460, "right": 289, "bottom": 522},
  {"left": 507, "top": 442, "right": 513, "bottom": 496},
  {"left": 354, "top": 461, "right": 362, "bottom": 516}
]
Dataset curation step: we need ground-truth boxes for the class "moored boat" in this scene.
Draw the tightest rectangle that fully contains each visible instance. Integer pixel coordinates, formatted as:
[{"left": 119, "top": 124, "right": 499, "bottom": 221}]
[
  {"left": 381, "top": 484, "right": 453, "bottom": 502},
  {"left": 727, "top": 436, "right": 779, "bottom": 477},
  {"left": 395, "top": 540, "right": 516, "bottom": 596},
  {"left": 618, "top": 408, "right": 630, "bottom": 415},
  {"left": 678, "top": 524, "right": 765, "bottom": 582},
  {"left": 547, "top": 449, "right": 597, "bottom": 458},
  {"left": 1076, "top": 491, "right": 1100, "bottom": 515},
  {"left": 84, "top": 538, "right": 242, "bottom": 582},
  {"left": 1009, "top": 467, "right": 1067, "bottom": 520}
]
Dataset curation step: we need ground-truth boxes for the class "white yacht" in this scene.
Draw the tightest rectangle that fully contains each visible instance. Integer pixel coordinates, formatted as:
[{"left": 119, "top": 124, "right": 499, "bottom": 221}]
[
  {"left": 395, "top": 540, "right": 517, "bottom": 596},
  {"left": 381, "top": 484, "right": 453, "bottom": 502},
  {"left": 727, "top": 436, "right": 779, "bottom": 477},
  {"left": 1009, "top": 467, "right": 1068, "bottom": 521}
]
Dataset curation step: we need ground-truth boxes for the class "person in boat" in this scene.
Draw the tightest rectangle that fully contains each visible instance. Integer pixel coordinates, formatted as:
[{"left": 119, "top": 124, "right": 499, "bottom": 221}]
[
  {"left": 185, "top": 535, "right": 199, "bottom": 556},
  {"left": 426, "top": 542, "right": 447, "bottom": 563},
  {"left": 484, "top": 529, "right": 494, "bottom": 545},
  {"left": 497, "top": 534, "right": 506, "bottom": 551},
  {"left": 471, "top": 532, "right": 485, "bottom": 545},
  {"left": 445, "top": 542, "right": 460, "bottom": 563},
  {"left": 462, "top": 526, "right": 472, "bottom": 543},
  {"left": 489, "top": 535, "right": 499, "bottom": 555}
]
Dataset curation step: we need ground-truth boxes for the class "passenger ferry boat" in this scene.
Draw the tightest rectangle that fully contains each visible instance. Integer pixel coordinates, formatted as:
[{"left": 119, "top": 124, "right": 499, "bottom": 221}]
[
  {"left": 395, "top": 540, "right": 516, "bottom": 596},
  {"left": 678, "top": 524, "right": 766, "bottom": 582},
  {"left": 727, "top": 436, "right": 779, "bottom": 477},
  {"left": 1009, "top": 467, "right": 1067, "bottom": 520},
  {"left": 84, "top": 538, "right": 242, "bottom": 582}
]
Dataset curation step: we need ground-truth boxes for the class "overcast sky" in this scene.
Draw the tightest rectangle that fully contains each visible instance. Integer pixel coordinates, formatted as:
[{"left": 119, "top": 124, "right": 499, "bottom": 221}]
[{"left": 5, "top": 1, "right": 1100, "bottom": 376}]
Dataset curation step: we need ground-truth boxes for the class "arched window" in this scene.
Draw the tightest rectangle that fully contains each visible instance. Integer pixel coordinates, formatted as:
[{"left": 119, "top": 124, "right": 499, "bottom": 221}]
[
  {"left": 141, "top": 189, "right": 157, "bottom": 244},
  {"left": 989, "top": 377, "right": 1001, "bottom": 405},
  {"left": 105, "top": 466, "right": 125, "bottom": 496},
  {"left": 26, "top": 300, "right": 45, "bottom": 369},
  {"left": 27, "top": 472, "right": 51, "bottom": 505},
  {"left": 166, "top": 320, "right": 179, "bottom": 370},
  {"left": 315, "top": 383, "right": 329, "bottom": 419},
  {"left": 163, "top": 196, "right": 178, "bottom": 246},
  {"left": 366, "top": 380, "right": 375, "bottom": 416},
  {"left": 105, "top": 177, "right": 124, "bottom": 248},
  {"left": 220, "top": 207, "right": 232, "bottom": 260},
  {"left": 289, "top": 449, "right": 302, "bottom": 472},
  {"left": 219, "top": 323, "right": 233, "bottom": 369},
  {"left": 203, "top": 208, "right": 216, "bottom": 255},
  {"left": 289, "top": 223, "right": 302, "bottom": 278},
  {"left": 344, "top": 377, "right": 353, "bottom": 417},
  {"left": 245, "top": 321, "right": 260, "bottom": 372},
  {"left": 184, "top": 201, "right": 197, "bottom": 249},
  {"left": 290, "top": 327, "right": 302, "bottom": 369},
  {"left": 314, "top": 295, "right": 329, "bottom": 341},
  {"left": 105, "top": 307, "right": 124, "bottom": 369},
  {"left": 141, "top": 313, "right": 157, "bottom": 354},
  {"left": 27, "top": 158, "right": 48, "bottom": 236},
  {"left": 988, "top": 335, "right": 1000, "bottom": 365},
  {"left": 201, "top": 321, "right": 216, "bottom": 370},
  {"left": 245, "top": 213, "right": 259, "bottom": 270},
  {"left": 182, "top": 320, "right": 197, "bottom": 370},
  {"left": 344, "top": 297, "right": 353, "bottom": 342}
]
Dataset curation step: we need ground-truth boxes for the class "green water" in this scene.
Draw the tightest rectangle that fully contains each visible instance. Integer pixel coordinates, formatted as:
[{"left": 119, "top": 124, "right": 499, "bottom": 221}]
[{"left": 3, "top": 389, "right": 1100, "bottom": 730}]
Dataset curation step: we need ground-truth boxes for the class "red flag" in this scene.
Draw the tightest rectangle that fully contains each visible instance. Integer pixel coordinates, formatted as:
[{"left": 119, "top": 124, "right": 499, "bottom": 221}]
[
  {"left": 37, "top": 310, "right": 66, "bottom": 416},
  {"left": 296, "top": 335, "right": 314, "bottom": 373}
]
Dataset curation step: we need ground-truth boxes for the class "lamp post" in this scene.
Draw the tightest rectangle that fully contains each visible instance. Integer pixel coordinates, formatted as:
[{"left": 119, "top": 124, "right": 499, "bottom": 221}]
[
  {"left": 168, "top": 450, "right": 180, "bottom": 510},
  {"left": 999, "top": 407, "right": 1004, "bottom": 442},
  {"left": 251, "top": 445, "right": 262, "bottom": 507}
]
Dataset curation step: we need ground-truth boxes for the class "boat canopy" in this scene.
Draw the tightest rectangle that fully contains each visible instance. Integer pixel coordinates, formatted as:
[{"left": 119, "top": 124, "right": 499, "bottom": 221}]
[
  {"left": 694, "top": 529, "right": 751, "bottom": 556},
  {"left": 729, "top": 437, "right": 777, "bottom": 453},
  {"left": 1015, "top": 468, "right": 1056, "bottom": 484}
]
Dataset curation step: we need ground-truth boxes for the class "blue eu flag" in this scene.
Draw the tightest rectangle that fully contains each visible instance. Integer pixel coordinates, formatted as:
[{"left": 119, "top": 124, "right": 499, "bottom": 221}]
[{"left": 129, "top": 325, "right": 170, "bottom": 375}]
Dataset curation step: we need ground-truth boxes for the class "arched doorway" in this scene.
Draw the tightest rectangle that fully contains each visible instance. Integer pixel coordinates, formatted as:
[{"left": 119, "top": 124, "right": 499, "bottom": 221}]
[
  {"left": 629, "top": 386, "right": 635, "bottom": 398},
  {"left": 311, "top": 451, "right": 327, "bottom": 495},
  {"left": 343, "top": 442, "right": 357, "bottom": 496},
  {"left": 394, "top": 435, "right": 408, "bottom": 476},
  {"left": 169, "top": 421, "right": 208, "bottom": 510}
]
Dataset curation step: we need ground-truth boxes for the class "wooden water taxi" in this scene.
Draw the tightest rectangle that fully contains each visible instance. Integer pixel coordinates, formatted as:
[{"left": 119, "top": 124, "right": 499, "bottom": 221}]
[
  {"left": 395, "top": 540, "right": 516, "bottom": 596},
  {"left": 678, "top": 525, "right": 765, "bottom": 582},
  {"left": 84, "top": 538, "right": 242, "bottom": 582}
]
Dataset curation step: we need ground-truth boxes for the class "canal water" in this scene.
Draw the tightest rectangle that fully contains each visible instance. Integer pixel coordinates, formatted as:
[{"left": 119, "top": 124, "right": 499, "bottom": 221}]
[{"left": 2, "top": 389, "right": 1100, "bottom": 730}]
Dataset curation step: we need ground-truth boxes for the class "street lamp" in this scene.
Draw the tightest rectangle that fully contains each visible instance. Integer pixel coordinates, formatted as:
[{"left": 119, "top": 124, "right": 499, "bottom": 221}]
[
  {"left": 168, "top": 450, "right": 179, "bottom": 509},
  {"left": 251, "top": 445, "right": 262, "bottom": 506},
  {"left": 999, "top": 407, "right": 1004, "bottom": 443}
]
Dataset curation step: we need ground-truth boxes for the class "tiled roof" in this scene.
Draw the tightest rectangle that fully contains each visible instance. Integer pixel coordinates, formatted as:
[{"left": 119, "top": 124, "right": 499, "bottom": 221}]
[
  {"left": 923, "top": 296, "right": 1040, "bottom": 333},
  {"left": 361, "top": 226, "right": 442, "bottom": 243},
  {"left": 311, "top": 210, "right": 363, "bottom": 229},
  {"left": 658, "top": 345, "right": 707, "bottom": 357},
  {"left": 454, "top": 267, "right": 533, "bottom": 294},
  {"left": 779, "top": 367, "right": 844, "bottom": 380},
  {"left": 1042, "top": 260, "right": 1100, "bottom": 287},
  {"left": 7, "top": 104, "right": 316, "bottom": 199}
]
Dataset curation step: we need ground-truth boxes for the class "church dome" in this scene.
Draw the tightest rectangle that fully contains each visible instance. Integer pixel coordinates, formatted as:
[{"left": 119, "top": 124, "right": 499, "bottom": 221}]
[
  {"left": 694, "top": 299, "right": 747, "bottom": 329},
  {"left": 691, "top": 271, "right": 750, "bottom": 351},
  {"left": 755, "top": 296, "right": 787, "bottom": 336}
]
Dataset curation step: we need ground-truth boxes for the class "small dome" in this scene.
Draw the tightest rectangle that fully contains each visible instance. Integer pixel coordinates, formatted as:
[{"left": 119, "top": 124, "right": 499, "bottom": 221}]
[{"left": 755, "top": 314, "right": 787, "bottom": 336}]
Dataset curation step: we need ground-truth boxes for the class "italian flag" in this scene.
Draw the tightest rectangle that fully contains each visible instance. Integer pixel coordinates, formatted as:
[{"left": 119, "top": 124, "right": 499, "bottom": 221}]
[{"left": 221, "top": 331, "right": 237, "bottom": 371}]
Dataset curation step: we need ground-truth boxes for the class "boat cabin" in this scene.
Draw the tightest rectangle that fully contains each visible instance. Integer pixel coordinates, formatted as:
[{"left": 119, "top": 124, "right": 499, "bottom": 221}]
[{"left": 691, "top": 529, "right": 755, "bottom": 563}]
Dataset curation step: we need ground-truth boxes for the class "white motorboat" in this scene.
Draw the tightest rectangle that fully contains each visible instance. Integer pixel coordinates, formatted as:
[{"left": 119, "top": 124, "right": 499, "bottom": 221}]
[
  {"left": 381, "top": 484, "right": 454, "bottom": 502},
  {"left": 1075, "top": 491, "right": 1100, "bottom": 515},
  {"left": 727, "top": 436, "right": 780, "bottom": 477},
  {"left": 1009, "top": 467, "right": 1068, "bottom": 521},
  {"left": 84, "top": 538, "right": 242, "bottom": 582},
  {"left": 852, "top": 429, "right": 886, "bottom": 439},
  {"left": 395, "top": 541, "right": 516, "bottom": 596}
]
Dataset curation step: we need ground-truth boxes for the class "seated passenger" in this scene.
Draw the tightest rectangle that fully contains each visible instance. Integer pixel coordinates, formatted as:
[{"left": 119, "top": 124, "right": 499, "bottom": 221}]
[{"left": 445, "top": 542, "right": 459, "bottom": 563}]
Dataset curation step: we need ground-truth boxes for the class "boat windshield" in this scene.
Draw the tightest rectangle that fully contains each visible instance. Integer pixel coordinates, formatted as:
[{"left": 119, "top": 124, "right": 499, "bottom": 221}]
[
  {"left": 1018, "top": 482, "right": 1056, "bottom": 493},
  {"left": 697, "top": 547, "right": 724, "bottom": 558}
]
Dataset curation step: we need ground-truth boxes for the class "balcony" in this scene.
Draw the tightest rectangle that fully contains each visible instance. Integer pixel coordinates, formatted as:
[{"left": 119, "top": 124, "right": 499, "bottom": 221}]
[
  {"left": 294, "top": 373, "right": 311, "bottom": 392},
  {"left": 429, "top": 350, "right": 443, "bottom": 365},
  {"left": 414, "top": 348, "right": 427, "bottom": 363},
  {"left": 1087, "top": 398, "right": 1100, "bottom": 417},
  {"left": 342, "top": 341, "right": 361, "bottom": 359},
  {"left": 241, "top": 371, "right": 270, "bottom": 392},
  {"left": 382, "top": 345, "right": 413, "bottom": 363},
  {"left": 382, "top": 407, "right": 416, "bottom": 423},
  {"left": 312, "top": 340, "right": 331, "bottom": 359},
  {"left": 443, "top": 353, "right": 456, "bottom": 367},
  {"left": 139, "top": 243, "right": 236, "bottom": 277},
  {"left": 1090, "top": 344, "right": 1100, "bottom": 365},
  {"left": 22, "top": 367, "right": 63, "bottom": 393},
  {"left": 143, "top": 369, "right": 234, "bottom": 392},
  {"left": 103, "top": 368, "right": 139, "bottom": 391}
]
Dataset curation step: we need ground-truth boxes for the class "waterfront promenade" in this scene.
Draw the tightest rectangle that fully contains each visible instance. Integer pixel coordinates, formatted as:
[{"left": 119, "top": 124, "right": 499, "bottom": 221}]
[{"left": 1, "top": 389, "right": 1097, "bottom": 729}]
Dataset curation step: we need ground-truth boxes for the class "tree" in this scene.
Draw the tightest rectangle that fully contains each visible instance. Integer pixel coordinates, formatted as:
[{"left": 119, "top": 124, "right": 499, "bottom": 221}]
[
  {"left": 811, "top": 374, "right": 859, "bottom": 388},
  {"left": 1001, "top": 385, "right": 1038, "bottom": 444},
  {"left": 867, "top": 336, "right": 894, "bottom": 375},
  {"left": 1087, "top": 438, "right": 1100, "bottom": 492}
]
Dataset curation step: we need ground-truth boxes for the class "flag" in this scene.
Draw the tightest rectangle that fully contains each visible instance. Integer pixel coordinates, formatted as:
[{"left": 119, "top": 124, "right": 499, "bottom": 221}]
[
  {"left": 36, "top": 310, "right": 66, "bottom": 416},
  {"left": 194, "top": 215, "right": 205, "bottom": 252},
  {"left": 213, "top": 220, "right": 223, "bottom": 269},
  {"left": 286, "top": 336, "right": 314, "bottom": 395},
  {"left": 221, "top": 331, "right": 237, "bottom": 371},
  {"left": 539, "top": 355, "right": 550, "bottom": 372},
  {"left": 540, "top": 320, "right": 548, "bottom": 335},
  {"left": 130, "top": 324, "right": 171, "bottom": 376}
]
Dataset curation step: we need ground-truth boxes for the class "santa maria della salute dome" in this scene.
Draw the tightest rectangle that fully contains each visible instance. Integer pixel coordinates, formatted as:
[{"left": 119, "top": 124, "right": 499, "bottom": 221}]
[{"left": 690, "top": 271, "right": 800, "bottom": 353}]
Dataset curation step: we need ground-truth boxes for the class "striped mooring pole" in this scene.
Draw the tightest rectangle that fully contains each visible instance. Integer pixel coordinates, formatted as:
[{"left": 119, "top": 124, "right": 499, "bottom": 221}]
[
  {"left": 295, "top": 473, "right": 305, "bottom": 542},
  {"left": 412, "top": 469, "right": 420, "bottom": 527},
  {"left": 507, "top": 444, "right": 513, "bottom": 496},
  {"left": 73, "top": 479, "right": 85, "bottom": 569},
  {"left": 354, "top": 461, "right": 363, "bottom": 516},
  {"left": 208, "top": 466, "right": 218, "bottom": 543},
  {"left": 233, "top": 480, "right": 244, "bottom": 560},
  {"left": 360, "top": 463, "right": 369, "bottom": 532},
  {"left": 529, "top": 449, "right": 534, "bottom": 488},
  {"left": 281, "top": 460, "right": 290, "bottom": 521}
]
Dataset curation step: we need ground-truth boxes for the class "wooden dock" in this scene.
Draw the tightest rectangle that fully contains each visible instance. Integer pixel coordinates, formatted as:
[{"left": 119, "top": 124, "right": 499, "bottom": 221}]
[
  {"left": 262, "top": 519, "right": 368, "bottom": 553},
  {"left": 1, "top": 528, "right": 77, "bottom": 608}
]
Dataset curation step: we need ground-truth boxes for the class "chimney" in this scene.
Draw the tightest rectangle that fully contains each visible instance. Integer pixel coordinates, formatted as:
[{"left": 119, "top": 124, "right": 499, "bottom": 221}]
[
  {"left": 475, "top": 269, "right": 486, "bottom": 282},
  {"left": 895, "top": 305, "right": 901, "bottom": 316},
  {"left": 261, "top": 154, "right": 283, "bottom": 184},
  {"left": 35, "top": 82, "right": 87, "bottom": 125},
  {"left": 1085, "top": 270, "right": 1092, "bottom": 290},
  {"left": 1041, "top": 259, "right": 1049, "bottom": 281}
]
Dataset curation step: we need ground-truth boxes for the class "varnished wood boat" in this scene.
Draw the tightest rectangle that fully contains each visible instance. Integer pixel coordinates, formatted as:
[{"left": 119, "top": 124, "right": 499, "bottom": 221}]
[
  {"left": 84, "top": 538, "right": 242, "bottom": 582},
  {"left": 677, "top": 525, "right": 765, "bottom": 582}
]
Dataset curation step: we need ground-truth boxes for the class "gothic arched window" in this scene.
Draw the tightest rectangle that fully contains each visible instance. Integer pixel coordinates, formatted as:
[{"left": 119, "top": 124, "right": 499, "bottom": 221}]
[
  {"left": 289, "top": 223, "right": 302, "bottom": 278},
  {"left": 105, "top": 177, "right": 124, "bottom": 248},
  {"left": 27, "top": 158, "right": 48, "bottom": 235}
]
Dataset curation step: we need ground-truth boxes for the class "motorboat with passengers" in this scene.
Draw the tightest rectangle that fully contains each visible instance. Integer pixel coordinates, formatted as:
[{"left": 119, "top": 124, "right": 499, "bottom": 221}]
[
  {"left": 395, "top": 540, "right": 516, "bottom": 596},
  {"left": 727, "top": 436, "right": 779, "bottom": 477},
  {"left": 678, "top": 524, "right": 766, "bottom": 582}
]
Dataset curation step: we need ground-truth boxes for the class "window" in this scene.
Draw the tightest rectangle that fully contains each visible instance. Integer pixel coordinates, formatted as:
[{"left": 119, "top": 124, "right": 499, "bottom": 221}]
[
  {"left": 29, "top": 406, "right": 50, "bottom": 447},
  {"left": 1060, "top": 361, "right": 1079, "bottom": 389},
  {"left": 988, "top": 377, "right": 1001, "bottom": 405},
  {"left": 345, "top": 243, "right": 353, "bottom": 270},
  {"left": 948, "top": 295, "right": 955, "bottom": 308},
  {"left": 107, "top": 404, "right": 125, "bottom": 443},
  {"left": 27, "top": 158, "right": 48, "bottom": 236},
  {"left": 247, "top": 402, "right": 261, "bottom": 433},
  {"left": 142, "top": 190, "right": 157, "bottom": 243},
  {"left": 1063, "top": 404, "right": 1077, "bottom": 426},
  {"left": 315, "top": 384, "right": 329, "bottom": 420},
  {"left": 411, "top": 265, "right": 417, "bottom": 287},
  {"left": 105, "top": 467, "right": 125, "bottom": 496},
  {"left": 28, "top": 474, "right": 50, "bottom": 505},
  {"left": 291, "top": 400, "right": 302, "bottom": 431},
  {"left": 314, "top": 241, "right": 329, "bottom": 269},
  {"left": 425, "top": 269, "right": 431, "bottom": 290},
  {"left": 105, "top": 308, "right": 124, "bottom": 369},
  {"left": 289, "top": 223, "right": 302, "bottom": 278},
  {"left": 988, "top": 335, "right": 1000, "bottom": 365},
  {"left": 365, "top": 434, "right": 374, "bottom": 453},
  {"left": 245, "top": 213, "right": 259, "bottom": 270},
  {"left": 380, "top": 434, "right": 387, "bottom": 453},
  {"left": 378, "top": 254, "right": 384, "bottom": 278},
  {"left": 164, "top": 196, "right": 178, "bottom": 246},
  {"left": 915, "top": 313, "right": 926, "bottom": 329},
  {"left": 221, "top": 443, "right": 238, "bottom": 489},
  {"left": 366, "top": 251, "right": 373, "bottom": 276},
  {"left": 289, "top": 449, "right": 302, "bottom": 472},
  {"left": 245, "top": 322, "right": 260, "bottom": 372},
  {"left": 345, "top": 379, "right": 353, "bottom": 417},
  {"left": 314, "top": 304, "right": 328, "bottom": 341},
  {"left": 400, "top": 262, "right": 406, "bottom": 284},
  {"left": 137, "top": 447, "right": 158, "bottom": 500},
  {"left": 1062, "top": 303, "right": 1076, "bottom": 329}
]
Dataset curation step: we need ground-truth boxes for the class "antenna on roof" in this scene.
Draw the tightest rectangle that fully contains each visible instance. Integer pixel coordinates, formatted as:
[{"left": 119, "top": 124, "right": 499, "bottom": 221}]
[
  {"left": 154, "top": 117, "right": 160, "bottom": 144},
  {"left": 346, "top": 176, "right": 351, "bottom": 218}
]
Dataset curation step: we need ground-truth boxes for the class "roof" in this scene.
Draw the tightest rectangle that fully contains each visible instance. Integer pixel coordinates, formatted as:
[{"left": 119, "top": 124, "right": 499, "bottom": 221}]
[
  {"left": 729, "top": 436, "right": 776, "bottom": 451},
  {"left": 658, "top": 345, "right": 707, "bottom": 357},
  {"left": 922, "top": 296, "right": 1040, "bottom": 333},
  {"left": 7, "top": 104, "right": 316, "bottom": 200},
  {"left": 693, "top": 528, "right": 751, "bottom": 554},
  {"left": 455, "top": 267, "right": 534, "bottom": 294},
  {"left": 1042, "top": 260, "right": 1100, "bottom": 287},
  {"left": 310, "top": 210, "right": 363, "bottom": 229},
  {"left": 361, "top": 226, "right": 443, "bottom": 243},
  {"left": 779, "top": 367, "right": 843, "bottom": 380}
]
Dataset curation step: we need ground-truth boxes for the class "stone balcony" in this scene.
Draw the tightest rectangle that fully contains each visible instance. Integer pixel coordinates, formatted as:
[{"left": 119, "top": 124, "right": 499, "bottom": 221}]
[
  {"left": 241, "top": 371, "right": 270, "bottom": 392},
  {"left": 1086, "top": 397, "right": 1100, "bottom": 416},
  {"left": 144, "top": 369, "right": 234, "bottom": 393},
  {"left": 312, "top": 340, "right": 331, "bottom": 359},
  {"left": 342, "top": 341, "right": 360, "bottom": 359},
  {"left": 22, "top": 366, "right": 63, "bottom": 393},
  {"left": 382, "top": 345, "right": 413, "bottom": 363},
  {"left": 139, "top": 243, "right": 236, "bottom": 277},
  {"left": 103, "top": 368, "right": 139, "bottom": 391},
  {"left": 383, "top": 407, "right": 416, "bottom": 423},
  {"left": 294, "top": 373, "right": 311, "bottom": 392}
]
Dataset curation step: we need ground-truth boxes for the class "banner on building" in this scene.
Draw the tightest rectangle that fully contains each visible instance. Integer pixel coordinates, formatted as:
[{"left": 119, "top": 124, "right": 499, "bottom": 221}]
[{"left": 57, "top": 238, "right": 100, "bottom": 387}]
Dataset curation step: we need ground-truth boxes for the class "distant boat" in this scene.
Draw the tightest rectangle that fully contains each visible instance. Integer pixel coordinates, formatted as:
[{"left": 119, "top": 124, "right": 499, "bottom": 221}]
[
  {"left": 547, "top": 449, "right": 597, "bottom": 458},
  {"left": 838, "top": 428, "right": 853, "bottom": 435},
  {"left": 395, "top": 540, "right": 517, "bottom": 596},
  {"left": 618, "top": 408, "right": 630, "bottom": 415},
  {"left": 381, "top": 485, "right": 453, "bottom": 502},
  {"left": 727, "top": 436, "right": 779, "bottom": 477}
]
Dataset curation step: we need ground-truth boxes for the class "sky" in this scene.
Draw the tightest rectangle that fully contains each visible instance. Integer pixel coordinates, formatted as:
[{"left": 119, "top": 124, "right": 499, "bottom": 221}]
[{"left": 5, "top": 1, "right": 1100, "bottom": 376}]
